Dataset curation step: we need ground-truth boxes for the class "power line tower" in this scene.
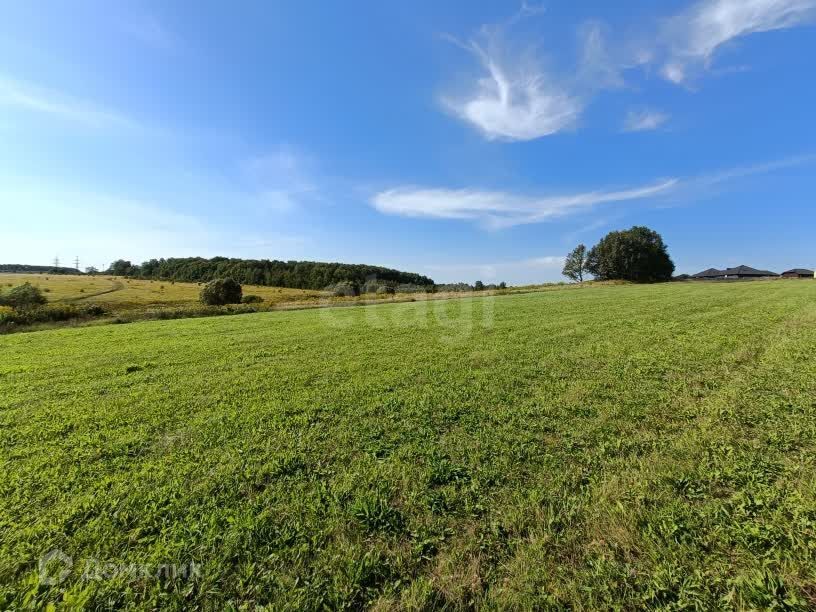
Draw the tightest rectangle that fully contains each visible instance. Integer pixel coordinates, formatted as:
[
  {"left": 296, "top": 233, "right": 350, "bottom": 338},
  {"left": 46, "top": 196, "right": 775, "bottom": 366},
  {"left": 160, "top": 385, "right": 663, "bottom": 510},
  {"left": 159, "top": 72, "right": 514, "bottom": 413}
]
[
  {"left": 74, "top": 256, "right": 80, "bottom": 272},
  {"left": 53, "top": 256, "right": 60, "bottom": 269}
]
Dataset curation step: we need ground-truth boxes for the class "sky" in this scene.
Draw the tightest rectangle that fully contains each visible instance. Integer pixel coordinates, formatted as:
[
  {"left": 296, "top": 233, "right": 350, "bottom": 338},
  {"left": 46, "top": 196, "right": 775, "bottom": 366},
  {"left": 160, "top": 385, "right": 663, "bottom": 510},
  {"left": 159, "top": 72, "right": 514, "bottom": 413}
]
[{"left": 1, "top": 0, "right": 815, "bottom": 285}]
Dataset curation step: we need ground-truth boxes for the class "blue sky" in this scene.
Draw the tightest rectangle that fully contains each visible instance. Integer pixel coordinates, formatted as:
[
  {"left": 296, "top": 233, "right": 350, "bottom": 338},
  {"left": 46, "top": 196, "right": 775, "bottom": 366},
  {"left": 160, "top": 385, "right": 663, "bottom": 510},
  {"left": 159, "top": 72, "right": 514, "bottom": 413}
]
[{"left": 1, "top": 0, "right": 815, "bottom": 284}]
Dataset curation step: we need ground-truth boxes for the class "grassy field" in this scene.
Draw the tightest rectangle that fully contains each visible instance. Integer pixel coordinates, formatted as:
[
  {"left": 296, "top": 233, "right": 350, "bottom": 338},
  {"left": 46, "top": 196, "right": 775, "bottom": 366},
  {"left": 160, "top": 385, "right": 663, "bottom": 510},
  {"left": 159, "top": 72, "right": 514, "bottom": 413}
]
[
  {"left": 0, "top": 273, "right": 326, "bottom": 311},
  {"left": 1, "top": 280, "right": 815, "bottom": 609},
  {"left": 0, "top": 274, "right": 580, "bottom": 334}
]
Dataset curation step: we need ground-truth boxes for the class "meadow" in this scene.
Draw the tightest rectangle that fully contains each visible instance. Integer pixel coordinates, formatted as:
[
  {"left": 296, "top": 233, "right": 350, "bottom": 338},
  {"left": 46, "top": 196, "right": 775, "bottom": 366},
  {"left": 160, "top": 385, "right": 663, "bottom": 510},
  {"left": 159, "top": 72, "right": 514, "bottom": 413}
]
[
  {"left": 1, "top": 280, "right": 815, "bottom": 609},
  {"left": 0, "top": 273, "right": 571, "bottom": 334},
  {"left": 0, "top": 274, "right": 326, "bottom": 311}
]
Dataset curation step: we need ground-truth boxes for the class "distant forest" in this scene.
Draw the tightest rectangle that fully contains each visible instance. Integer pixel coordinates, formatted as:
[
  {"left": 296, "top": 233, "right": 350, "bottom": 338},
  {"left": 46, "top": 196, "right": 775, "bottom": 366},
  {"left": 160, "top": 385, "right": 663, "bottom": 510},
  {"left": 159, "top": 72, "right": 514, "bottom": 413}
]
[
  {"left": 105, "top": 257, "right": 435, "bottom": 290},
  {"left": 0, "top": 264, "right": 79, "bottom": 275}
]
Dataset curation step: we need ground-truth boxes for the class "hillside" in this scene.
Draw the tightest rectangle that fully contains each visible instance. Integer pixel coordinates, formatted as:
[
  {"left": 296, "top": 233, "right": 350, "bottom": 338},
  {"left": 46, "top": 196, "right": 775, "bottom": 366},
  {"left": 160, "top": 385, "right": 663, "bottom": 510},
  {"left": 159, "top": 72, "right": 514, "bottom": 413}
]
[
  {"left": 2, "top": 281, "right": 815, "bottom": 608},
  {"left": 106, "top": 257, "right": 435, "bottom": 290},
  {"left": 0, "top": 264, "right": 80, "bottom": 275}
]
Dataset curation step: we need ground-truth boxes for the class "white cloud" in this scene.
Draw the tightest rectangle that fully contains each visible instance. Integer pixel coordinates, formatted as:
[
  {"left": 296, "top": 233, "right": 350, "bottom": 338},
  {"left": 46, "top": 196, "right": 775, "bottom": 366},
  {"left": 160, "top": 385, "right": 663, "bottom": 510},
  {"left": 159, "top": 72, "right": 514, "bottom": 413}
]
[
  {"left": 371, "top": 180, "right": 678, "bottom": 229},
  {"left": 440, "top": 16, "right": 624, "bottom": 141},
  {"left": 0, "top": 76, "right": 134, "bottom": 128},
  {"left": 623, "top": 109, "right": 670, "bottom": 132},
  {"left": 662, "top": 0, "right": 816, "bottom": 82},
  {"left": 373, "top": 154, "right": 816, "bottom": 229},
  {"left": 441, "top": 38, "right": 583, "bottom": 141}
]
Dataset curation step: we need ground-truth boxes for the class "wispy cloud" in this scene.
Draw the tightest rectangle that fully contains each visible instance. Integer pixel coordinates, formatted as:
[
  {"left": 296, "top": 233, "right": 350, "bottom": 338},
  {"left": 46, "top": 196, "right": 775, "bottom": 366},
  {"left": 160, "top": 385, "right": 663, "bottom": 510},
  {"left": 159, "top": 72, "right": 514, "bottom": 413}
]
[
  {"left": 661, "top": 0, "right": 816, "bottom": 83},
  {"left": 623, "top": 109, "right": 670, "bottom": 132},
  {"left": 242, "top": 146, "right": 321, "bottom": 213},
  {"left": 373, "top": 154, "right": 816, "bottom": 229},
  {"left": 371, "top": 180, "right": 678, "bottom": 229},
  {"left": 439, "top": 1, "right": 816, "bottom": 135},
  {"left": 0, "top": 76, "right": 134, "bottom": 128},
  {"left": 440, "top": 14, "right": 622, "bottom": 141},
  {"left": 123, "top": 15, "right": 178, "bottom": 51},
  {"left": 441, "top": 39, "right": 582, "bottom": 141},
  {"left": 666, "top": 153, "right": 816, "bottom": 202}
]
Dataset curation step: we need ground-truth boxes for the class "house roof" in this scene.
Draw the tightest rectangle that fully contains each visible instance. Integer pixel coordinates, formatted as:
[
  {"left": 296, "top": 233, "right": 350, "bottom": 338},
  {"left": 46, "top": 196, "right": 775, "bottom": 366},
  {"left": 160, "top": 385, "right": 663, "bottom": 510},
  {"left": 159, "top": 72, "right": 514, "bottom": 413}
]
[
  {"left": 692, "top": 268, "right": 725, "bottom": 278},
  {"left": 721, "top": 265, "right": 778, "bottom": 276},
  {"left": 693, "top": 265, "right": 779, "bottom": 278},
  {"left": 781, "top": 268, "right": 814, "bottom": 275}
]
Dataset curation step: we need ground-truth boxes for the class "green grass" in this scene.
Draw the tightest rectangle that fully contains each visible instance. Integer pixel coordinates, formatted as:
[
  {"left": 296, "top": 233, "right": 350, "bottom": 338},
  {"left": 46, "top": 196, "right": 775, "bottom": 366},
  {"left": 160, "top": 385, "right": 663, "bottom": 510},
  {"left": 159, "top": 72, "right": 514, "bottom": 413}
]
[{"left": 1, "top": 281, "right": 815, "bottom": 609}]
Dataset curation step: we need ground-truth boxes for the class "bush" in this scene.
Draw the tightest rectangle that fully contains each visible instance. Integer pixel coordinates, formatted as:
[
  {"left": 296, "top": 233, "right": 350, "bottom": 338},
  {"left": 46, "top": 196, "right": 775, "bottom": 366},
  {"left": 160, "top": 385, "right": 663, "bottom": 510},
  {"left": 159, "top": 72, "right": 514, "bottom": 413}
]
[
  {"left": 0, "top": 303, "right": 108, "bottom": 329},
  {"left": 0, "top": 283, "right": 47, "bottom": 310},
  {"left": 143, "top": 304, "right": 259, "bottom": 321},
  {"left": 331, "top": 281, "right": 360, "bottom": 297},
  {"left": 376, "top": 285, "right": 395, "bottom": 295},
  {"left": 82, "top": 304, "right": 107, "bottom": 317},
  {"left": 200, "top": 278, "right": 243, "bottom": 305},
  {"left": 241, "top": 294, "right": 264, "bottom": 304},
  {"left": 361, "top": 280, "right": 380, "bottom": 294}
]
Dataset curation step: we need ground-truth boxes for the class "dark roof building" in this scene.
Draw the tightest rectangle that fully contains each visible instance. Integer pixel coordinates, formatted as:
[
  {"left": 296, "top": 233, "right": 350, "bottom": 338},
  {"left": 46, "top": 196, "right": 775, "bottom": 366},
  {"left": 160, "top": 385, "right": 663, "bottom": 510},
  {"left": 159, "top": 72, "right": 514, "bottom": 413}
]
[
  {"left": 692, "top": 265, "right": 779, "bottom": 280},
  {"left": 781, "top": 268, "right": 814, "bottom": 278},
  {"left": 692, "top": 268, "right": 726, "bottom": 279}
]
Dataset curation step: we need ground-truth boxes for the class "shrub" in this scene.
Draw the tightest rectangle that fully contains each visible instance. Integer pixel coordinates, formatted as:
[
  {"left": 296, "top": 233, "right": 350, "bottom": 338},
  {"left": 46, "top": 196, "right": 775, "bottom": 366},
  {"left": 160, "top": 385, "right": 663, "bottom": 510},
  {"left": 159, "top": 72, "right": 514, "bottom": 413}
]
[
  {"left": 81, "top": 304, "right": 107, "bottom": 317},
  {"left": 2, "top": 303, "right": 108, "bottom": 327},
  {"left": 200, "top": 278, "right": 243, "bottom": 305},
  {"left": 143, "top": 304, "right": 258, "bottom": 321},
  {"left": 361, "top": 280, "right": 380, "bottom": 294},
  {"left": 474, "top": 281, "right": 485, "bottom": 291},
  {"left": 241, "top": 294, "right": 264, "bottom": 304},
  {"left": 0, "top": 283, "right": 47, "bottom": 310},
  {"left": 331, "top": 281, "right": 360, "bottom": 297},
  {"left": 376, "top": 285, "right": 395, "bottom": 295}
]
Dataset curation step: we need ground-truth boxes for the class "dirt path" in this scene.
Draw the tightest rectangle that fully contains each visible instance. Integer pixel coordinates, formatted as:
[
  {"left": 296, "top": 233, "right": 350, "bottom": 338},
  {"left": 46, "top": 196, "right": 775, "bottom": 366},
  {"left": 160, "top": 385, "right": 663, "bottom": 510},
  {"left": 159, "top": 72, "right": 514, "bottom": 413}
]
[{"left": 62, "top": 280, "right": 125, "bottom": 302}]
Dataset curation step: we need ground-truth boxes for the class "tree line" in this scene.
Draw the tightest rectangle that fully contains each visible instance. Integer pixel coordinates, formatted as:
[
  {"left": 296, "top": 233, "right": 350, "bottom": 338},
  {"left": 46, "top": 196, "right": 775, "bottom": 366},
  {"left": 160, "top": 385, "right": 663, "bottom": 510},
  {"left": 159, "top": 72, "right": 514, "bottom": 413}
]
[
  {"left": 105, "top": 257, "right": 435, "bottom": 290},
  {"left": 0, "top": 264, "right": 79, "bottom": 275}
]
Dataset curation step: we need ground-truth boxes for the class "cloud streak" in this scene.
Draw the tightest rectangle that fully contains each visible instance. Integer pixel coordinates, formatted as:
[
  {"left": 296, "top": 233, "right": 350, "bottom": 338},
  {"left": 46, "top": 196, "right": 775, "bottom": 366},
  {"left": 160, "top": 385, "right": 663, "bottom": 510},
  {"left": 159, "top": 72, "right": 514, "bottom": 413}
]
[
  {"left": 372, "top": 180, "right": 678, "bottom": 229},
  {"left": 0, "top": 76, "right": 134, "bottom": 128},
  {"left": 372, "top": 154, "right": 816, "bottom": 229},
  {"left": 623, "top": 109, "right": 670, "bottom": 132},
  {"left": 662, "top": 0, "right": 816, "bottom": 83}
]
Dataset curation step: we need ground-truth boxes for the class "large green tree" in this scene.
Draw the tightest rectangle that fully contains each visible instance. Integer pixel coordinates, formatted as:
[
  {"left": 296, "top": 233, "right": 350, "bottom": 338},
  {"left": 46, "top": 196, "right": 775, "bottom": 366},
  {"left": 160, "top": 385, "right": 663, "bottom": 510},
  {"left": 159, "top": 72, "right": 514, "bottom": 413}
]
[
  {"left": 562, "top": 244, "right": 590, "bottom": 282},
  {"left": 586, "top": 226, "right": 675, "bottom": 283}
]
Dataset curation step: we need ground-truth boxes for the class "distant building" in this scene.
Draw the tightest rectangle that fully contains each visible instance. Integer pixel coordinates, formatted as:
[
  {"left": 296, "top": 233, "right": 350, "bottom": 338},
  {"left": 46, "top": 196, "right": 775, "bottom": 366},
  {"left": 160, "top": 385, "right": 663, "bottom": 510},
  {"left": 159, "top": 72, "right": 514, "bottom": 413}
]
[
  {"left": 692, "top": 265, "right": 779, "bottom": 280},
  {"left": 780, "top": 268, "right": 815, "bottom": 279},
  {"left": 692, "top": 268, "right": 726, "bottom": 280}
]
